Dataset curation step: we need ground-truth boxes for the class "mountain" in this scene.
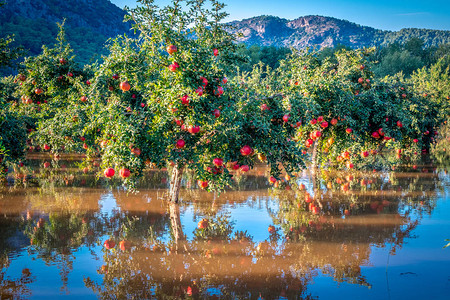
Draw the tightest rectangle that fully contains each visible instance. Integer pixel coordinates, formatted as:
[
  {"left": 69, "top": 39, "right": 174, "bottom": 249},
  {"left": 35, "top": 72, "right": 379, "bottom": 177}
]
[
  {"left": 228, "top": 15, "right": 450, "bottom": 49},
  {"left": 1, "top": 1, "right": 450, "bottom": 67},
  {"left": 0, "top": 0, "right": 132, "bottom": 65}
]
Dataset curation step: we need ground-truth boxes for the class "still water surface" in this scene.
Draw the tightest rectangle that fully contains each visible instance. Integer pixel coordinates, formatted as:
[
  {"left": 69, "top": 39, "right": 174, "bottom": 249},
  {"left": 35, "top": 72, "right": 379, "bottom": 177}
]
[{"left": 1, "top": 158, "right": 449, "bottom": 299}]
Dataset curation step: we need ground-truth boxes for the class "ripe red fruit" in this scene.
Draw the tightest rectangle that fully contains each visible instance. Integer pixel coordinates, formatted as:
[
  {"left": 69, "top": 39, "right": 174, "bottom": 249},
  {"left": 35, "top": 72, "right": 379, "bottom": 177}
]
[
  {"left": 175, "top": 119, "right": 183, "bottom": 126},
  {"left": 108, "top": 86, "right": 114, "bottom": 91},
  {"left": 43, "top": 162, "right": 50, "bottom": 168},
  {"left": 104, "top": 168, "right": 115, "bottom": 178},
  {"left": 283, "top": 114, "right": 290, "bottom": 123},
  {"left": 140, "top": 103, "right": 145, "bottom": 107},
  {"left": 330, "top": 118, "right": 338, "bottom": 126},
  {"left": 372, "top": 132, "right": 380, "bottom": 139},
  {"left": 213, "top": 158, "right": 223, "bottom": 167},
  {"left": 268, "top": 225, "right": 275, "bottom": 233},
  {"left": 167, "top": 44, "right": 177, "bottom": 54},
  {"left": 59, "top": 58, "right": 67, "bottom": 64},
  {"left": 261, "top": 104, "right": 269, "bottom": 111},
  {"left": 232, "top": 163, "right": 240, "bottom": 170},
  {"left": 198, "top": 180, "right": 208, "bottom": 189},
  {"left": 310, "top": 119, "right": 317, "bottom": 125},
  {"left": 86, "top": 80, "right": 91, "bottom": 85},
  {"left": 269, "top": 176, "right": 277, "bottom": 184},
  {"left": 361, "top": 151, "right": 369, "bottom": 158},
  {"left": 360, "top": 65, "right": 365, "bottom": 70},
  {"left": 240, "top": 145, "right": 252, "bottom": 156},
  {"left": 200, "top": 76, "right": 208, "bottom": 87},
  {"left": 83, "top": 143, "right": 88, "bottom": 149},
  {"left": 195, "top": 87, "right": 203, "bottom": 96},
  {"left": 112, "top": 74, "right": 119, "bottom": 80},
  {"left": 320, "top": 121, "right": 328, "bottom": 128},
  {"left": 176, "top": 139, "right": 185, "bottom": 149},
  {"left": 402, "top": 94, "right": 406, "bottom": 98},
  {"left": 35, "top": 88, "right": 43, "bottom": 95},
  {"left": 188, "top": 125, "right": 200, "bottom": 134},
  {"left": 103, "top": 239, "right": 115, "bottom": 249},
  {"left": 67, "top": 72, "right": 73, "bottom": 77},
  {"left": 119, "top": 168, "right": 131, "bottom": 178},
  {"left": 181, "top": 94, "right": 189, "bottom": 105},
  {"left": 424, "top": 130, "right": 429, "bottom": 135},
  {"left": 213, "top": 48, "right": 219, "bottom": 56},
  {"left": 347, "top": 162, "right": 354, "bottom": 169},
  {"left": 18, "top": 74, "right": 26, "bottom": 81},
  {"left": 129, "top": 148, "right": 141, "bottom": 156},
  {"left": 120, "top": 81, "right": 131, "bottom": 92},
  {"left": 222, "top": 77, "right": 228, "bottom": 84},
  {"left": 240, "top": 165, "right": 249, "bottom": 172},
  {"left": 168, "top": 62, "right": 179, "bottom": 72},
  {"left": 346, "top": 128, "right": 353, "bottom": 134},
  {"left": 216, "top": 86, "right": 224, "bottom": 95},
  {"left": 397, "top": 121, "right": 403, "bottom": 128},
  {"left": 43, "top": 144, "right": 51, "bottom": 151},
  {"left": 343, "top": 151, "right": 350, "bottom": 159},
  {"left": 413, "top": 139, "right": 419, "bottom": 143},
  {"left": 80, "top": 96, "right": 87, "bottom": 102},
  {"left": 358, "top": 77, "right": 364, "bottom": 84},
  {"left": 317, "top": 116, "right": 324, "bottom": 122},
  {"left": 119, "top": 240, "right": 131, "bottom": 251},
  {"left": 305, "top": 193, "right": 312, "bottom": 203},
  {"left": 315, "top": 131, "right": 322, "bottom": 138},
  {"left": 213, "top": 109, "right": 220, "bottom": 118},
  {"left": 198, "top": 218, "right": 209, "bottom": 229}
]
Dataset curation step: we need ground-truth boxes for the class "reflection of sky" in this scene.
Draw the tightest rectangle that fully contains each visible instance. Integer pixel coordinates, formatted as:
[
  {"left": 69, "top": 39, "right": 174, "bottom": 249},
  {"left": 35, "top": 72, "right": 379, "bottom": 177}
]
[
  {"left": 309, "top": 193, "right": 450, "bottom": 300},
  {"left": 182, "top": 196, "right": 277, "bottom": 242},
  {"left": 99, "top": 192, "right": 117, "bottom": 216}
]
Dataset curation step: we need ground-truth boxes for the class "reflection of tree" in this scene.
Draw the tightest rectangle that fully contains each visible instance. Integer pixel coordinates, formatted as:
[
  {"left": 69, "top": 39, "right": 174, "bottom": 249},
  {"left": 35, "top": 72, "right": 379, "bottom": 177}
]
[
  {"left": 0, "top": 254, "right": 35, "bottom": 299},
  {"left": 0, "top": 211, "right": 34, "bottom": 298},
  {"left": 84, "top": 213, "right": 317, "bottom": 299},
  {"left": 266, "top": 168, "right": 441, "bottom": 287},
  {"left": 0, "top": 155, "right": 445, "bottom": 297}
]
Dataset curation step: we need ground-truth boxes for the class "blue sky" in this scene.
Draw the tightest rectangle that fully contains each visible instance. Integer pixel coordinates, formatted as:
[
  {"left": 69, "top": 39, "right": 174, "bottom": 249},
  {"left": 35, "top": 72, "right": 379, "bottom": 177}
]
[{"left": 110, "top": 0, "right": 450, "bottom": 31}]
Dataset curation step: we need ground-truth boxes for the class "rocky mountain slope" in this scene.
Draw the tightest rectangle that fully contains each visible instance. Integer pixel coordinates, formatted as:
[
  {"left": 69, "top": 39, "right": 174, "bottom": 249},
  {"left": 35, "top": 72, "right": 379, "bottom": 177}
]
[{"left": 228, "top": 15, "right": 450, "bottom": 49}]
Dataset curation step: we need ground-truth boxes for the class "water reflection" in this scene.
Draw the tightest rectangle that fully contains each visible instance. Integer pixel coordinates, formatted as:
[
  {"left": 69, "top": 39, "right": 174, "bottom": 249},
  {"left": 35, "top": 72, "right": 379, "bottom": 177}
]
[{"left": 0, "top": 156, "right": 448, "bottom": 299}]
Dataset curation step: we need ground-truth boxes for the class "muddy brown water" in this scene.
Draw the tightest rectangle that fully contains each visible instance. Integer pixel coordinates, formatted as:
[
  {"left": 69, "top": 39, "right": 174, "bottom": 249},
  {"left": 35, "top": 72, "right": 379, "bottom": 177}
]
[{"left": 0, "top": 155, "right": 449, "bottom": 299}]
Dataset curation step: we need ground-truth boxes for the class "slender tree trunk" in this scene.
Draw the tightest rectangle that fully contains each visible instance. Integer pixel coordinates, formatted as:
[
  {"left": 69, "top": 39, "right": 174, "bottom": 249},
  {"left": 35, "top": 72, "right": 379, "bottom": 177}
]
[
  {"left": 311, "top": 142, "right": 323, "bottom": 209},
  {"left": 311, "top": 142, "right": 319, "bottom": 191},
  {"left": 169, "top": 164, "right": 184, "bottom": 203},
  {"left": 169, "top": 201, "right": 185, "bottom": 243}
]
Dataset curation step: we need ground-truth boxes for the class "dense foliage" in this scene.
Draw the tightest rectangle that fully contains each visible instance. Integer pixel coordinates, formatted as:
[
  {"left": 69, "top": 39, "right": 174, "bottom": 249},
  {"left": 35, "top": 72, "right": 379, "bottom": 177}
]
[{"left": 0, "top": 0, "right": 449, "bottom": 200}]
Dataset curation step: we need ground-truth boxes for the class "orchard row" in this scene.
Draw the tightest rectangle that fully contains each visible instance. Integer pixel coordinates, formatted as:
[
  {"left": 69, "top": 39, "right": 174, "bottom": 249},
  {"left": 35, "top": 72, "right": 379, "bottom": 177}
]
[{"left": 1, "top": 0, "right": 448, "bottom": 201}]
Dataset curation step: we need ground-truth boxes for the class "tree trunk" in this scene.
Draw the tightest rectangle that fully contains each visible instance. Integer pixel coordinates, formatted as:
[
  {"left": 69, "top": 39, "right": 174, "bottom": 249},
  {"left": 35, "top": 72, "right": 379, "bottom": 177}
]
[
  {"left": 311, "top": 141, "right": 319, "bottom": 190},
  {"left": 169, "top": 164, "right": 184, "bottom": 203},
  {"left": 169, "top": 201, "right": 185, "bottom": 243},
  {"left": 311, "top": 142, "right": 323, "bottom": 209}
]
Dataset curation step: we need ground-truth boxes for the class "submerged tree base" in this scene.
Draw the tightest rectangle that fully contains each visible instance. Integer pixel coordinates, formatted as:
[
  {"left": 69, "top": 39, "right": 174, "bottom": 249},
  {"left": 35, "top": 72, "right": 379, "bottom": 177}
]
[{"left": 169, "top": 164, "right": 184, "bottom": 203}]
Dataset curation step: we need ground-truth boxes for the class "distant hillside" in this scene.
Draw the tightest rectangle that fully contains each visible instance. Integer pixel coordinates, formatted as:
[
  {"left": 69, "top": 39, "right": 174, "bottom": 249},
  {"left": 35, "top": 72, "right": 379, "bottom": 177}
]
[
  {"left": 0, "top": 0, "right": 131, "bottom": 65},
  {"left": 1, "top": 1, "right": 450, "bottom": 68},
  {"left": 228, "top": 15, "right": 450, "bottom": 49}
]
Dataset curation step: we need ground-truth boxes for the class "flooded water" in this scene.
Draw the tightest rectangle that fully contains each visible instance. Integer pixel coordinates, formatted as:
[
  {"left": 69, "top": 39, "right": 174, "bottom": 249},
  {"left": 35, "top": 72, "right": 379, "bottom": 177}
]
[{"left": 1, "top": 155, "right": 450, "bottom": 299}]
